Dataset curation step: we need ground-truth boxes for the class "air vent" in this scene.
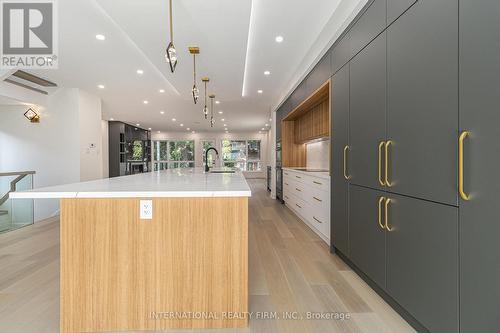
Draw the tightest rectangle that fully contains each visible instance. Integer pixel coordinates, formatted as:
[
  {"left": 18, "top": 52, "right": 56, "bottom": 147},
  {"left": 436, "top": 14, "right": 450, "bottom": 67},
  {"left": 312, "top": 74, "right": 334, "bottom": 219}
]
[{"left": 3, "top": 70, "right": 57, "bottom": 95}]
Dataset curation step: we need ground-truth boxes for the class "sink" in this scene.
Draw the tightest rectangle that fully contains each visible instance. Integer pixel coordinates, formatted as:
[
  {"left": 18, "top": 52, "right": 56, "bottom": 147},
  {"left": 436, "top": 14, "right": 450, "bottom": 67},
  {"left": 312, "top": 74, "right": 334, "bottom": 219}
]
[{"left": 209, "top": 170, "right": 235, "bottom": 174}]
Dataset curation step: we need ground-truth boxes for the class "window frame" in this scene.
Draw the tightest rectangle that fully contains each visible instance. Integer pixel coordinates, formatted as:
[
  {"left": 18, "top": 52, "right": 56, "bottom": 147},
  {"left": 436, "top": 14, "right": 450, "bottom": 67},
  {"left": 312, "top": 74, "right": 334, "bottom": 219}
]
[
  {"left": 152, "top": 139, "right": 195, "bottom": 170},
  {"left": 220, "top": 139, "right": 262, "bottom": 172}
]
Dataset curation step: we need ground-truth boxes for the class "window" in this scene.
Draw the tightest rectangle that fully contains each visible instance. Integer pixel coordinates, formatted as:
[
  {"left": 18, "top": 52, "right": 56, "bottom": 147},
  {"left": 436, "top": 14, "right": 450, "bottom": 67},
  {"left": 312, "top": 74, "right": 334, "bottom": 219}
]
[
  {"left": 201, "top": 140, "right": 216, "bottom": 167},
  {"left": 221, "top": 139, "right": 261, "bottom": 171},
  {"left": 153, "top": 140, "right": 195, "bottom": 170}
]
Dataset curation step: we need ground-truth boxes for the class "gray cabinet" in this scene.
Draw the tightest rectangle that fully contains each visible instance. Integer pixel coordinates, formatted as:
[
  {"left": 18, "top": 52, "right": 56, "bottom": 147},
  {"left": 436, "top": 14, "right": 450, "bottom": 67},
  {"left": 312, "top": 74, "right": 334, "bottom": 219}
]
[
  {"left": 349, "top": 185, "right": 386, "bottom": 288},
  {"left": 387, "top": 0, "right": 417, "bottom": 24},
  {"left": 386, "top": 193, "right": 458, "bottom": 333},
  {"left": 290, "top": 81, "right": 307, "bottom": 111},
  {"left": 331, "top": 31, "right": 351, "bottom": 75},
  {"left": 387, "top": 0, "right": 458, "bottom": 205},
  {"left": 349, "top": 33, "right": 386, "bottom": 191},
  {"left": 306, "top": 51, "right": 332, "bottom": 97},
  {"left": 459, "top": 0, "right": 500, "bottom": 331},
  {"left": 331, "top": 65, "right": 350, "bottom": 255},
  {"left": 350, "top": 0, "right": 387, "bottom": 57}
]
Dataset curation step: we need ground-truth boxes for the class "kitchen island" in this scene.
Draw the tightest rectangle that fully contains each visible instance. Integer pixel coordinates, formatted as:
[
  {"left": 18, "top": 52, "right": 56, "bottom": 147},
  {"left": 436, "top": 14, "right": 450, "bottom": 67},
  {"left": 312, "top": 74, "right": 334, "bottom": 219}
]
[{"left": 10, "top": 168, "right": 251, "bottom": 333}]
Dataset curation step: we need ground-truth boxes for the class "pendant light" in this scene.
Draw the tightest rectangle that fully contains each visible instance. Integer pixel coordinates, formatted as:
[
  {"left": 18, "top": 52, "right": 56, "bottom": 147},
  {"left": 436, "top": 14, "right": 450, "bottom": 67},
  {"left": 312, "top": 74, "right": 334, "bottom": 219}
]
[
  {"left": 202, "top": 77, "right": 209, "bottom": 119},
  {"left": 165, "top": 0, "right": 177, "bottom": 72},
  {"left": 209, "top": 94, "right": 216, "bottom": 127},
  {"left": 188, "top": 46, "right": 200, "bottom": 104}
]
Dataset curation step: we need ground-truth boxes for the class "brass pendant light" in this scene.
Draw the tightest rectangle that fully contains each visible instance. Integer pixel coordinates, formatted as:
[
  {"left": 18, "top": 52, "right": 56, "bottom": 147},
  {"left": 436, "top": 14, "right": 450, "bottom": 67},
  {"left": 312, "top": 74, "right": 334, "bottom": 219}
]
[
  {"left": 209, "top": 94, "right": 216, "bottom": 127},
  {"left": 202, "top": 77, "right": 209, "bottom": 119},
  {"left": 188, "top": 47, "right": 200, "bottom": 104},
  {"left": 165, "top": 0, "right": 177, "bottom": 72}
]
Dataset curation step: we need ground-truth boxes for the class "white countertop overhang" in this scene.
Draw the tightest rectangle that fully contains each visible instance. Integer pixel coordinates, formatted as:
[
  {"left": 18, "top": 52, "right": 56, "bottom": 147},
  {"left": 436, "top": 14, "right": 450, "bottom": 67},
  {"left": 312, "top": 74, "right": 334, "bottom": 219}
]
[{"left": 9, "top": 168, "right": 252, "bottom": 199}]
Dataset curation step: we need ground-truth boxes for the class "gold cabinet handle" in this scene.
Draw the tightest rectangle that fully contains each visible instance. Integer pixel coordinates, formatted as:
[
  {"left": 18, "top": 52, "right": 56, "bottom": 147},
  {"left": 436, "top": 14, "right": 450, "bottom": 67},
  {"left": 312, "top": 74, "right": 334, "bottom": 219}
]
[
  {"left": 295, "top": 188, "right": 301, "bottom": 192},
  {"left": 295, "top": 175, "right": 302, "bottom": 179},
  {"left": 284, "top": 195, "right": 289, "bottom": 199},
  {"left": 385, "top": 140, "right": 393, "bottom": 187},
  {"left": 285, "top": 182, "right": 289, "bottom": 185},
  {"left": 378, "top": 141, "right": 386, "bottom": 186},
  {"left": 313, "top": 196, "right": 322, "bottom": 202},
  {"left": 459, "top": 131, "right": 470, "bottom": 201},
  {"left": 295, "top": 203, "right": 302, "bottom": 209},
  {"left": 343, "top": 145, "right": 351, "bottom": 180},
  {"left": 384, "top": 198, "right": 392, "bottom": 231},
  {"left": 378, "top": 197, "right": 386, "bottom": 230},
  {"left": 313, "top": 216, "right": 323, "bottom": 224},
  {"left": 313, "top": 181, "right": 322, "bottom": 185}
]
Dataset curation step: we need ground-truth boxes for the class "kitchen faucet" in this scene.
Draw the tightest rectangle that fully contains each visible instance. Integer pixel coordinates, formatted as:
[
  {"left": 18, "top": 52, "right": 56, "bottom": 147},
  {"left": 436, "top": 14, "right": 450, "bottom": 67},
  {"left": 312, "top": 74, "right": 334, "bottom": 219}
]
[{"left": 204, "top": 147, "right": 219, "bottom": 172}]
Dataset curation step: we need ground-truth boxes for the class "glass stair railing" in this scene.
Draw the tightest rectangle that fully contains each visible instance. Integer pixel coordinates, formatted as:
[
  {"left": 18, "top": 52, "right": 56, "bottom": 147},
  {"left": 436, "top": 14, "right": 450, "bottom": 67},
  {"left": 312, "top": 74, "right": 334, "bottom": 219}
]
[{"left": 0, "top": 171, "right": 35, "bottom": 233}]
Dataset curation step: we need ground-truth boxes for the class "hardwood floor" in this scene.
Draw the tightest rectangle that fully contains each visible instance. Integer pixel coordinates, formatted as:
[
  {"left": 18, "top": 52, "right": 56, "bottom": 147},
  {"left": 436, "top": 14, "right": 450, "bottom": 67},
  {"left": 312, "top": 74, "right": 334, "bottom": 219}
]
[{"left": 0, "top": 179, "right": 414, "bottom": 333}]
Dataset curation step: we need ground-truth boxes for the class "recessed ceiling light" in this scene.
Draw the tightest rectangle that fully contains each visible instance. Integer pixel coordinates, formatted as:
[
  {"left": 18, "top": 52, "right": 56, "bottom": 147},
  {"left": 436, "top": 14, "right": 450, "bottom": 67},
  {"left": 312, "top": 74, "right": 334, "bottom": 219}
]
[
  {"left": 143, "top": 100, "right": 148, "bottom": 104},
  {"left": 264, "top": 70, "right": 271, "bottom": 76},
  {"left": 265, "top": 123, "right": 269, "bottom": 126},
  {"left": 218, "top": 111, "right": 223, "bottom": 114},
  {"left": 136, "top": 69, "right": 144, "bottom": 75},
  {"left": 192, "top": 131, "right": 195, "bottom": 134},
  {"left": 148, "top": 127, "right": 152, "bottom": 130},
  {"left": 261, "top": 127, "right": 265, "bottom": 130},
  {"left": 97, "top": 84, "right": 105, "bottom": 89},
  {"left": 269, "top": 117, "right": 272, "bottom": 121},
  {"left": 136, "top": 123, "right": 140, "bottom": 126},
  {"left": 95, "top": 34, "right": 106, "bottom": 41},
  {"left": 180, "top": 123, "right": 184, "bottom": 127},
  {"left": 109, "top": 118, "right": 114, "bottom": 121},
  {"left": 215, "top": 101, "right": 220, "bottom": 104},
  {"left": 224, "top": 124, "right": 227, "bottom": 127},
  {"left": 275, "top": 35, "right": 284, "bottom": 43},
  {"left": 157, "top": 130, "right": 161, "bottom": 133},
  {"left": 159, "top": 89, "right": 165, "bottom": 93},
  {"left": 221, "top": 118, "right": 225, "bottom": 121},
  {"left": 187, "top": 128, "right": 190, "bottom": 131},
  {"left": 257, "top": 90, "right": 263, "bottom": 94},
  {"left": 160, "top": 111, "right": 165, "bottom": 114},
  {"left": 172, "top": 118, "right": 176, "bottom": 121}
]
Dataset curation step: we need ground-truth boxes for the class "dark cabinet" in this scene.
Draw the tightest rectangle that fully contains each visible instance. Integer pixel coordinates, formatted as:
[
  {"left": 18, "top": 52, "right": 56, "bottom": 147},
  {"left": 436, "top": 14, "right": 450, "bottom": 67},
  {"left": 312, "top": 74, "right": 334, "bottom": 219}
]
[
  {"left": 349, "top": 185, "right": 386, "bottom": 288},
  {"left": 290, "top": 81, "right": 307, "bottom": 111},
  {"left": 331, "top": 65, "right": 350, "bottom": 255},
  {"left": 331, "top": 31, "right": 351, "bottom": 75},
  {"left": 306, "top": 51, "right": 332, "bottom": 97},
  {"left": 349, "top": 33, "right": 386, "bottom": 191},
  {"left": 459, "top": 0, "right": 500, "bottom": 331},
  {"left": 387, "top": 0, "right": 417, "bottom": 24},
  {"left": 386, "top": 0, "right": 458, "bottom": 205},
  {"left": 386, "top": 193, "right": 458, "bottom": 333},
  {"left": 349, "top": 0, "right": 387, "bottom": 57}
]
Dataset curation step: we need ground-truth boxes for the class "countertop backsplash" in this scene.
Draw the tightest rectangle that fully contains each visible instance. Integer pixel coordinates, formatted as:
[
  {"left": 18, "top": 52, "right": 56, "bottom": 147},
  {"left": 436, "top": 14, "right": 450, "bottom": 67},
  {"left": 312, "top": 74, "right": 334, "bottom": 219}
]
[{"left": 306, "top": 140, "right": 329, "bottom": 170}]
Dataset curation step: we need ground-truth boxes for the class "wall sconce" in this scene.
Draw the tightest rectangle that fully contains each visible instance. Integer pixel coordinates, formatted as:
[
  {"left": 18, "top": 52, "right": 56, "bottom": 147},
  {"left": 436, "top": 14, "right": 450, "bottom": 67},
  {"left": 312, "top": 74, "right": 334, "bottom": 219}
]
[{"left": 24, "top": 108, "right": 40, "bottom": 123}]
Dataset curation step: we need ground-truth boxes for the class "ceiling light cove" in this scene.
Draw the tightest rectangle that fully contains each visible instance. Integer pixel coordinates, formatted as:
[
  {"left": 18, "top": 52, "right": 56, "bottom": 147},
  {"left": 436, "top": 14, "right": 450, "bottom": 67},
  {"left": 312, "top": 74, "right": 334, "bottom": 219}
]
[
  {"left": 95, "top": 34, "right": 106, "bottom": 41},
  {"left": 264, "top": 70, "right": 270, "bottom": 76},
  {"left": 275, "top": 35, "right": 284, "bottom": 43}
]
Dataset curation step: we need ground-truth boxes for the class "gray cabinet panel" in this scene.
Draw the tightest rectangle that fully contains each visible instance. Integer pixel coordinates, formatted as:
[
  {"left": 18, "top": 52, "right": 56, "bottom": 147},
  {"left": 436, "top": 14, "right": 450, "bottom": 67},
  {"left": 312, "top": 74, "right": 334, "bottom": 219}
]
[
  {"left": 349, "top": 33, "right": 386, "bottom": 191},
  {"left": 290, "top": 81, "right": 307, "bottom": 111},
  {"left": 349, "top": 185, "right": 386, "bottom": 288},
  {"left": 331, "top": 65, "right": 350, "bottom": 255},
  {"left": 332, "top": 32, "right": 351, "bottom": 75},
  {"left": 387, "top": 0, "right": 458, "bottom": 205},
  {"left": 306, "top": 52, "right": 332, "bottom": 97},
  {"left": 350, "top": 0, "right": 387, "bottom": 57},
  {"left": 386, "top": 193, "right": 458, "bottom": 333},
  {"left": 459, "top": 0, "right": 500, "bottom": 331},
  {"left": 387, "top": 0, "right": 417, "bottom": 24}
]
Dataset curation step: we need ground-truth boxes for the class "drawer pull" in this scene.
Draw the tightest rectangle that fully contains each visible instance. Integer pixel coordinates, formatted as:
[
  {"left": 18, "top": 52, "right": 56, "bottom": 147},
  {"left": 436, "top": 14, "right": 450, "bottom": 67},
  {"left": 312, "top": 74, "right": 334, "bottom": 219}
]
[
  {"left": 285, "top": 195, "right": 289, "bottom": 199},
  {"left": 284, "top": 172, "right": 289, "bottom": 176},
  {"left": 295, "top": 175, "right": 302, "bottom": 179},
  {"left": 313, "top": 181, "right": 322, "bottom": 185},
  {"left": 295, "top": 187, "right": 302, "bottom": 192},
  {"left": 285, "top": 182, "right": 289, "bottom": 185},
  {"left": 295, "top": 203, "right": 302, "bottom": 209},
  {"left": 313, "top": 196, "right": 322, "bottom": 202},
  {"left": 313, "top": 216, "right": 323, "bottom": 224}
]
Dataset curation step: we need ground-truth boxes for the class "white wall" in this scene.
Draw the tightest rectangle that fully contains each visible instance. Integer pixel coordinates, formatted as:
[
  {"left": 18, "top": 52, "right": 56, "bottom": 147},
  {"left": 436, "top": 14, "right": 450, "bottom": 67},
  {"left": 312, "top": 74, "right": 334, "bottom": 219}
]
[
  {"left": 306, "top": 140, "right": 330, "bottom": 170},
  {"left": 151, "top": 131, "right": 269, "bottom": 179},
  {"left": 0, "top": 88, "right": 104, "bottom": 222},
  {"left": 101, "top": 120, "right": 109, "bottom": 178}
]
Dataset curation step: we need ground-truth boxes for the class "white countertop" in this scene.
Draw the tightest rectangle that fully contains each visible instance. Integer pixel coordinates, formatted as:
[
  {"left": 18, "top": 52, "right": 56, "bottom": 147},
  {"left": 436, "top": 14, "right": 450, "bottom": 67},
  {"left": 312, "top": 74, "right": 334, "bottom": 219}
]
[
  {"left": 9, "top": 168, "right": 252, "bottom": 199},
  {"left": 282, "top": 167, "right": 330, "bottom": 180}
]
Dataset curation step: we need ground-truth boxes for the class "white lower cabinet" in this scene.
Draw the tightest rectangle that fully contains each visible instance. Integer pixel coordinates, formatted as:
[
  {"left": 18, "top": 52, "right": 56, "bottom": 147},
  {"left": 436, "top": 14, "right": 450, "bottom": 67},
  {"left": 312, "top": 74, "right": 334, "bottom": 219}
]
[{"left": 283, "top": 169, "right": 330, "bottom": 244}]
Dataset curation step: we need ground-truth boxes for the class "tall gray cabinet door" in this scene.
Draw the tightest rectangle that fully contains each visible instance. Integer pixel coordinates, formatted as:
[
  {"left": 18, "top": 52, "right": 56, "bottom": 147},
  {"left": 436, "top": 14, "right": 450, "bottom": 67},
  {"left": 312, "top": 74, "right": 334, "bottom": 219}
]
[
  {"left": 386, "top": 194, "right": 458, "bottom": 333},
  {"left": 349, "top": 33, "right": 386, "bottom": 191},
  {"left": 460, "top": 0, "right": 500, "bottom": 331},
  {"left": 331, "top": 65, "right": 350, "bottom": 255},
  {"left": 387, "top": 0, "right": 417, "bottom": 24},
  {"left": 349, "top": 185, "right": 386, "bottom": 288},
  {"left": 387, "top": 0, "right": 458, "bottom": 206},
  {"left": 349, "top": 0, "right": 387, "bottom": 57}
]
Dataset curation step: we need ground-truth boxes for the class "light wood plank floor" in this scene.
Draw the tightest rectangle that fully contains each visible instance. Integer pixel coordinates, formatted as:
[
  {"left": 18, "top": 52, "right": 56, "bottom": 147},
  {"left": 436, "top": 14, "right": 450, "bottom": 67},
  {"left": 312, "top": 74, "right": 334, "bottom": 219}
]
[{"left": 0, "top": 179, "right": 414, "bottom": 333}]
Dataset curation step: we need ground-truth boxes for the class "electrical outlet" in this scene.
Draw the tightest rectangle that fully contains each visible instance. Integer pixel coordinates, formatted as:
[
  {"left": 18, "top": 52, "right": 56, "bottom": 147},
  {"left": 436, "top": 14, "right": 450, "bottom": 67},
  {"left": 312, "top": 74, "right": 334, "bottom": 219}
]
[{"left": 140, "top": 200, "right": 153, "bottom": 220}]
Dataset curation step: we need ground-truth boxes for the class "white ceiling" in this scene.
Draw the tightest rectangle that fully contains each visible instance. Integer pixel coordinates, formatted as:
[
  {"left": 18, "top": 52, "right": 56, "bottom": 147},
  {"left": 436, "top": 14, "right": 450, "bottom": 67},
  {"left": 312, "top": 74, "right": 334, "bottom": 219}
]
[{"left": 24, "top": 0, "right": 365, "bottom": 133}]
